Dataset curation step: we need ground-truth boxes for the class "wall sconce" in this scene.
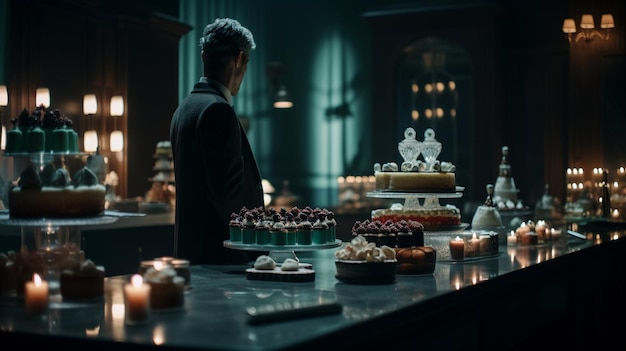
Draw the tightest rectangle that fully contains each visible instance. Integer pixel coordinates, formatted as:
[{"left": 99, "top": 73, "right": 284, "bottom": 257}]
[
  {"left": 562, "top": 14, "right": 615, "bottom": 44},
  {"left": 0, "top": 85, "right": 7, "bottom": 150},
  {"left": 36, "top": 87, "right": 50, "bottom": 108},
  {"left": 84, "top": 130, "right": 98, "bottom": 153},
  {"left": 109, "top": 95, "right": 124, "bottom": 152},
  {"left": 83, "top": 93, "right": 98, "bottom": 152},
  {"left": 83, "top": 94, "right": 98, "bottom": 115}
]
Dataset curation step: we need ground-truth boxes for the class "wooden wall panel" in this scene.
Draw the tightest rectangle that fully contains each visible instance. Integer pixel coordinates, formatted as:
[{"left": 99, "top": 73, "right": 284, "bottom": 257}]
[{"left": 5, "top": 0, "right": 190, "bottom": 199}]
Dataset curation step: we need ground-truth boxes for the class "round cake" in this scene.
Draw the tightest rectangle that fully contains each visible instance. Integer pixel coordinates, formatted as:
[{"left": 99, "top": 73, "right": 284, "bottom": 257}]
[
  {"left": 60, "top": 258, "right": 105, "bottom": 300},
  {"left": 371, "top": 204, "right": 461, "bottom": 229},
  {"left": 375, "top": 170, "right": 456, "bottom": 192},
  {"left": 374, "top": 127, "right": 457, "bottom": 193},
  {"left": 8, "top": 165, "right": 106, "bottom": 218}
]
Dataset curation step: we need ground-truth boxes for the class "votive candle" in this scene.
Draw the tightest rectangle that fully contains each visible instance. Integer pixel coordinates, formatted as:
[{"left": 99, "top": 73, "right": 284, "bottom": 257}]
[
  {"left": 551, "top": 228, "right": 562, "bottom": 241},
  {"left": 535, "top": 220, "right": 547, "bottom": 242},
  {"left": 507, "top": 231, "right": 517, "bottom": 245},
  {"left": 471, "top": 233, "right": 481, "bottom": 256},
  {"left": 25, "top": 273, "right": 48, "bottom": 315},
  {"left": 124, "top": 274, "right": 151, "bottom": 324},
  {"left": 449, "top": 236, "right": 465, "bottom": 260}
]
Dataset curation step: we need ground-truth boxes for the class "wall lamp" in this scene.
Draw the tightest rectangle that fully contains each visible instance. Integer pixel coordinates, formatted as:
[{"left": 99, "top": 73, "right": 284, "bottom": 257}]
[
  {"left": 83, "top": 93, "right": 99, "bottom": 152},
  {"left": 0, "top": 85, "right": 7, "bottom": 150},
  {"left": 563, "top": 14, "right": 615, "bottom": 44},
  {"left": 109, "top": 96, "right": 124, "bottom": 152}
]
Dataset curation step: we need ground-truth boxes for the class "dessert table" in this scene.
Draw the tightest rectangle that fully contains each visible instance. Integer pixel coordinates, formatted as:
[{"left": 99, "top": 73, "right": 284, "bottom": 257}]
[{"left": 1, "top": 224, "right": 625, "bottom": 350}]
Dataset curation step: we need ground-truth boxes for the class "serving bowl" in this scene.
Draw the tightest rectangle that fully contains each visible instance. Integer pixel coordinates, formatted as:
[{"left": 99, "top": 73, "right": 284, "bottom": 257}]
[{"left": 335, "top": 259, "right": 397, "bottom": 284}]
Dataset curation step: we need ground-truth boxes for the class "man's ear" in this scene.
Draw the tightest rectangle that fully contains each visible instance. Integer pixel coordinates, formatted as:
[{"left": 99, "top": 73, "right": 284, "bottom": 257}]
[{"left": 235, "top": 50, "right": 244, "bottom": 68}]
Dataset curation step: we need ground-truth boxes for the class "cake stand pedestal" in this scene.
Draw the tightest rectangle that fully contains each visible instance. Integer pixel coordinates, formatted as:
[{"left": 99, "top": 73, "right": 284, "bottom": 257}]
[
  {"left": 223, "top": 240, "right": 342, "bottom": 266},
  {"left": 366, "top": 188, "right": 475, "bottom": 260},
  {"left": 366, "top": 186, "right": 465, "bottom": 210},
  {"left": 0, "top": 216, "right": 117, "bottom": 300}
]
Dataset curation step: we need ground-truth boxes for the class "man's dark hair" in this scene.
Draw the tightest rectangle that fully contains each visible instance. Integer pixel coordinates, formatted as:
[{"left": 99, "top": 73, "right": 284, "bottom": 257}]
[{"left": 200, "top": 18, "right": 256, "bottom": 73}]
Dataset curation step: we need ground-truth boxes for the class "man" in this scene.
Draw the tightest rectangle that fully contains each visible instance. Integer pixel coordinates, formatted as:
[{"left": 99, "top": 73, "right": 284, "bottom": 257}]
[{"left": 170, "top": 18, "right": 264, "bottom": 264}]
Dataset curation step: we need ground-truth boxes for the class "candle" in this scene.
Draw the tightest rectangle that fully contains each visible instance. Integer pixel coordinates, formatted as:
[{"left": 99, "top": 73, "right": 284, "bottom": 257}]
[
  {"left": 507, "top": 231, "right": 517, "bottom": 246},
  {"left": 25, "top": 273, "right": 48, "bottom": 315},
  {"left": 479, "top": 234, "right": 491, "bottom": 255},
  {"left": 535, "top": 220, "right": 547, "bottom": 243},
  {"left": 471, "top": 233, "right": 481, "bottom": 256},
  {"left": 124, "top": 274, "right": 151, "bottom": 324},
  {"left": 612, "top": 209, "right": 620, "bottom": 219},
  {"left": 449, "top": 236, "right": 465, "bottom": 260},
  {"left": 551, "top": 228, "right": 562, "bottom": 241}
]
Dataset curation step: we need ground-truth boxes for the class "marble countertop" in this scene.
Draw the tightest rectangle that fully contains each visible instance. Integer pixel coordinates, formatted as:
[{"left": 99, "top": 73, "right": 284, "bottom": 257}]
[{"left": 0, "top": 229, "right": 622, "bottom": 350}]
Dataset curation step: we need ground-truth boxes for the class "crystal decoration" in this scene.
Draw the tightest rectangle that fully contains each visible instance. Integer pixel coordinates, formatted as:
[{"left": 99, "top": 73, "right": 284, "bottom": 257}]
[
  {"left": 420, "top": 128, "right": 441, "bottom": 168},
  {"left": 398, "top": 127, "right": 421, "bottom": 165}
]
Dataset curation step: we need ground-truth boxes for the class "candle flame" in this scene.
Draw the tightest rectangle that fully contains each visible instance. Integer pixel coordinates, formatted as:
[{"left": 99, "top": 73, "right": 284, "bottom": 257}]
[
  {"left": 131, "top": 274, "right": 143, "bottom": 287},
  {"left": 33, "top": 273, "right": 42, "bottom": 286}
]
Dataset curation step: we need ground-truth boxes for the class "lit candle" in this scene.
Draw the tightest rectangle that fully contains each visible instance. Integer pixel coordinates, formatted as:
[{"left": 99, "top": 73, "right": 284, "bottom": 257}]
[
  {"left": 449, "top": 236, "right": 465, "bottom": 260},
  {"left": 25, "top": 273, "right": 48, "bottom": 315},
  {"left": 507, "top": 230, "right": 517, "bottom": 246},
  {"left": 612, "top": 209, "right": 620, "bottom": 219},
  {"left": 535, "top": 220, "right": 547, "bottom": 243},
  {"left": 124, "top": 274, "right": 151, "bottom": 324}
]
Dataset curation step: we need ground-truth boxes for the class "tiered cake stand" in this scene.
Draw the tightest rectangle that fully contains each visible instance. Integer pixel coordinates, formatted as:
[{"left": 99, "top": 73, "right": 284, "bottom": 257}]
[
  {"left": 366, "top": 187, "right": 468, "bottom": 232},
  {"left": 0, "top": 151, "right": 116, "bottom": 301},
  {"left": 367, "top": 187, "right": 471, "bottom": 261}
]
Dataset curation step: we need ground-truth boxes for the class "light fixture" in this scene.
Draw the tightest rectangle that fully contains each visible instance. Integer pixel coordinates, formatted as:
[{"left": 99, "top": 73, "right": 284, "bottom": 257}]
[
  {"left": 267, "top": 62, "right": 294, "bottom": 109},
  {"left": 84, "top": 129, "right": 98, "bottom": 152},
  {"left": 273, "top": 85, "right": 293, "bottom": 109},
  {"left": 36, "top": 87, "right": 50, "bottom": 108},
  {"left": 110, "top": 130, "right": 124, "bottom": 152},
  {"left": 110, "top": 95, "right": 124, "bottom": 152},
  {"left": 0, "top": 85, "right": 7, "bottom": 107},
  {"left": 83, "top": 94, "right": 98, "bottom": 152},
  {"left": 83, "top": 94, "right": 98, "bottom": 115},
  {"left": 0, "top": 85, "right": 6, "bottom": 151},
  {"left": 110, "top": 96, "right": 124, "bottom": 116},
  {"left": 562, "top": 13, "right": 615, "bottom": 44}
]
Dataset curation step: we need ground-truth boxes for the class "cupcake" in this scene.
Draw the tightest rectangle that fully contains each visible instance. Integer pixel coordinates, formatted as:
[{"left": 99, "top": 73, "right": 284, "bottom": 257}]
[
  {"left": 255, "top": 215, "right": 270, "bottom": 245},
  {"left": 269, "top": 213, "right": 287, "bottom": 245},
  {"left": 296, "top": 212, "right": 313, "bottom": 245},
  {"left": 241, "top": 212, "right": 256, "bottom": 244},
  {"left": 284, "top": 212, "right": 297, "bottom": 245},
  {"left": 312, "top": 212, "right": 329, "bottom": 244},
  {"left": 228, "top": 212, "right": 242, "bottom": 242}
]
